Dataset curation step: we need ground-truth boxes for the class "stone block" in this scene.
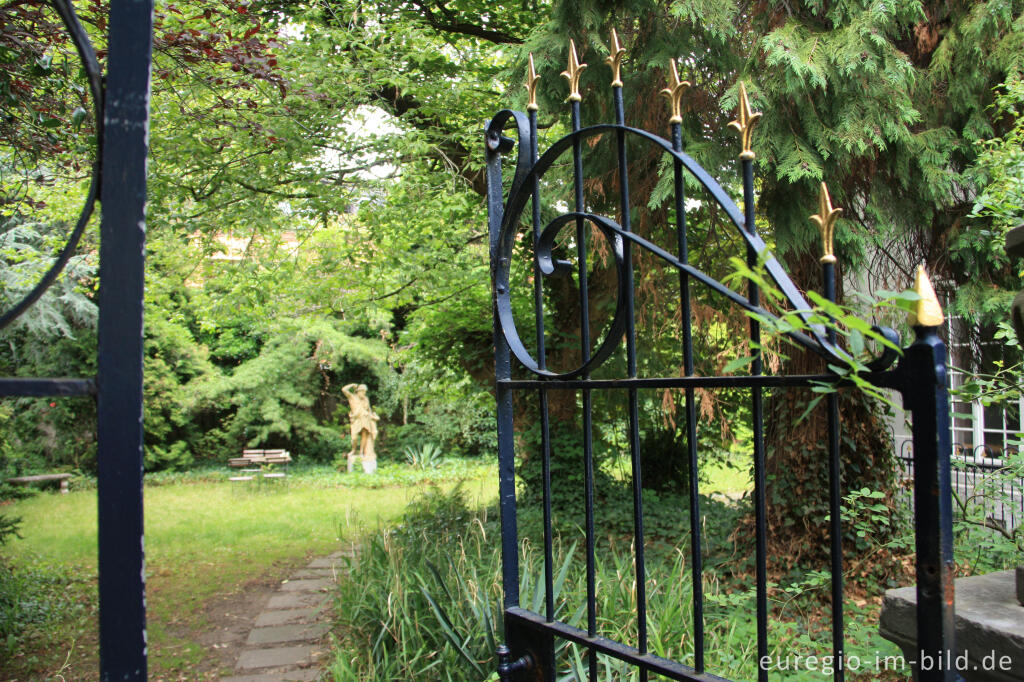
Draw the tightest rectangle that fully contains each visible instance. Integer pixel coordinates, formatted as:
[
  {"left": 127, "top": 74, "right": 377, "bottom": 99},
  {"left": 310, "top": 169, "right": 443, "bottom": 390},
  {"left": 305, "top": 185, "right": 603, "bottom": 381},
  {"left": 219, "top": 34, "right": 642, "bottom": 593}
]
[
  {"left": 236, "top": 645, "right": 314, "bottom": 670},
  {"left": 266, "top": 591, "right": 328, "bottom": 610},
  {"left": 254, "top": 607, "right": 322, "bottom": 628},
  {"left": 279, "top": 578, "right": 331, "bottom": 593},
  {"left": 880, "top": 570, "right": 1024, "bottom": 681},
  {"left": 246, "top": 622, "right": 329, "bottom": 646}
]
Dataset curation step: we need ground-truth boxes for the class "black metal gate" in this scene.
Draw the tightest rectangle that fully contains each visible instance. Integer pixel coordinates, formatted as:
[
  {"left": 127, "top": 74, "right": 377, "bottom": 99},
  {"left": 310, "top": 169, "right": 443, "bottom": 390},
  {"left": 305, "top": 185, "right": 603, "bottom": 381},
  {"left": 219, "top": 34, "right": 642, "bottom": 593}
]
[
  {"left": 1, "top": 1, "right": 153, "bottom": 679},
  {"left": 487, "top": 36, "right": 957, "bottom": 682}
]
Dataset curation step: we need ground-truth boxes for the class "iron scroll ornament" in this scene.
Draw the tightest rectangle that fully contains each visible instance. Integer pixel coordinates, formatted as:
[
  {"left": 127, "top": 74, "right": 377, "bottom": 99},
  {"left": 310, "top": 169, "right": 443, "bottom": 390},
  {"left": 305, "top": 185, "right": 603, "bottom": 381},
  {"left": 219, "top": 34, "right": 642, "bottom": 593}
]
[
  {"left": 487, "top": 114, "right": 901, "bottom": 379},
  {"left": 0, "top": 0, "right": 104, "bottom": 332}
]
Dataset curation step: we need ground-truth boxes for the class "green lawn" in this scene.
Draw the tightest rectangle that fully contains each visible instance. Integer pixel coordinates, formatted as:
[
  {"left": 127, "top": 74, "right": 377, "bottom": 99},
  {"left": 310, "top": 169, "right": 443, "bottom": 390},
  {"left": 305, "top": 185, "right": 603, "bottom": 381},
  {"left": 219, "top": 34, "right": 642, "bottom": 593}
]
[
  {"left": 2, "top": 454, "right": 750, "bottom": 680},
  {"left": 1, "top": 460, "right": 496, "bottom": 680},
  {"left": 604, "top": 451, "right": 753, "bottom": 495}
]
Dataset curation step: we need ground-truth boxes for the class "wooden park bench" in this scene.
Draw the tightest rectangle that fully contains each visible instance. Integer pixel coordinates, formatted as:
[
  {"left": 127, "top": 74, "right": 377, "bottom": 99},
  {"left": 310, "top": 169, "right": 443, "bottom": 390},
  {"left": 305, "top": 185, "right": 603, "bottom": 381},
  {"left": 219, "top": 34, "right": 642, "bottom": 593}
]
[
  {"left": 6, "top": 473, "right": 73, "bottom": 494},
  {"left": 228, "top": 449, "right": 291, "bottom": 487}
]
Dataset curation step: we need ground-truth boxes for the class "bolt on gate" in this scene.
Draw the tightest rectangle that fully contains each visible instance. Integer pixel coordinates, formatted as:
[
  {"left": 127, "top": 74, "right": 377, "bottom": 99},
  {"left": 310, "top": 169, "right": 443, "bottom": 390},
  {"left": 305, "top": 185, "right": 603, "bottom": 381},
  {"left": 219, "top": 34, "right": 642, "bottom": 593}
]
[
  {"left": 0, "top": 1, "right": 153, "bottom": 679},
  {"left": 487, "top": 34, "right": 958, "bottom": 681}
]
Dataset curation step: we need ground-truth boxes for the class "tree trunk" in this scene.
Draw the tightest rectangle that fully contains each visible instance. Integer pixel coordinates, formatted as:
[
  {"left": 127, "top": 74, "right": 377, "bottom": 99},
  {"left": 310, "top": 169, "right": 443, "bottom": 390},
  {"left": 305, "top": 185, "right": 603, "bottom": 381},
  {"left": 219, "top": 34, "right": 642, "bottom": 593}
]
[{"left": 763, "top": 248, "right": 898, "bottom": 569}]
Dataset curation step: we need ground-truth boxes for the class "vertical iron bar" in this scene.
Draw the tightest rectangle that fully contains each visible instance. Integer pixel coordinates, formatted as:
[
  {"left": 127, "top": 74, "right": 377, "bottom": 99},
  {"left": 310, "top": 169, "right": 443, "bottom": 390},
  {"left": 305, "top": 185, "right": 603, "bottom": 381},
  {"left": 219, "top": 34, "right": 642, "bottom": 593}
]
[
  {"left": 902, "top": 324, "right": 957, "bottom": 682},
  {"left": 614, "top": 86, "right": 648, "bottom": 678},
  {"left": 570, "top": 98, "right": 599, "bottom": 681},
  {"left": 741, "top": 157, "right": 769, "bottom": 682},
  {"left": 487, "top": 125, "right": 520, "bottom": 612},
  {"left": 672, "top": 122, "right": 704, "bottom": 672},
  {"left": 96, "top": 3, "right": 153, "bottom": 679},
  {"left": 823, "top": 261, "right": 845, "bottom": 682},
  {"left": 529, "top": 108, "right": 556, "bottom": 632}
]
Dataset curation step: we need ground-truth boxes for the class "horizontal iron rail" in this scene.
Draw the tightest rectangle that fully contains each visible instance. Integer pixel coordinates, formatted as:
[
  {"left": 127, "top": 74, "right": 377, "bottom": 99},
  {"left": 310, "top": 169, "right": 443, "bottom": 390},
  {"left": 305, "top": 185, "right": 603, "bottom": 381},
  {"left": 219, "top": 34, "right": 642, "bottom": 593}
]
[
  {"left": 506, "top": 607, "right": 733, "bottom": 682},
  {"left": 0, "top": 378, "right": 96, "bottom": 397},
  {"left": 498, "top": 372, "right": 898, "bottom": 391},
  {"left": 902, "top": 453, "right": 1022, "bottom": 473}
]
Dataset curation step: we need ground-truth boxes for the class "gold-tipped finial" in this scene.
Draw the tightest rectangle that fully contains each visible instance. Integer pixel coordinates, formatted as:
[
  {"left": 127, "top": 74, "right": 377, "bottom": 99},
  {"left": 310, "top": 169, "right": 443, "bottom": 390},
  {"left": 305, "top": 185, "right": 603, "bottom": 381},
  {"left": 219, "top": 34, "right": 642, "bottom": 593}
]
[
  {"left": 605, "top": 29, "right": 625, "bottom": 88},
  {"left": 728, "top": 81, "right": 761, "bottom": 160},
  {"left": 909, "top": 265, "right": 945, "bottom": 327},
  {"left": 660, "top": 59, "right": 691, "bottom": 124},
  {"left": 809, "top": 182, "right": 842, "bottom": 264},
  {"left": 561, "top": 39, "right": 587, "bottom": 102},
  {"left": 526, "top": 53, "right": 540, "bottom": 112}
]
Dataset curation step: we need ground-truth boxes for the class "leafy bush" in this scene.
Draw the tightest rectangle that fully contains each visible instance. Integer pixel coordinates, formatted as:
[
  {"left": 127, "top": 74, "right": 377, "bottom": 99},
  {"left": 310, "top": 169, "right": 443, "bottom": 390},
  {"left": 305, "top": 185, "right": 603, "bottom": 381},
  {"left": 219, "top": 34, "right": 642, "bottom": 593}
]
[
  {"left": 387, "top": 359, "right": 495, "bottom": 459},
  {"left": 144, "top": 440, "right": 194, "bottom": 472},
  {"left": 0, "top": 557, "right": 90, "bottom": 661},
  {"left": 637, "top": 427, "right": 691, "bottom": 494},
  {"left": 197, "top": 318, "right": 395, "bottom": 462},
  {"left": 0, "top": 515, "right": 20, "bottom": 546},
  {"left": 952, "top": 447, "right": 1024, "bottom": 572}
]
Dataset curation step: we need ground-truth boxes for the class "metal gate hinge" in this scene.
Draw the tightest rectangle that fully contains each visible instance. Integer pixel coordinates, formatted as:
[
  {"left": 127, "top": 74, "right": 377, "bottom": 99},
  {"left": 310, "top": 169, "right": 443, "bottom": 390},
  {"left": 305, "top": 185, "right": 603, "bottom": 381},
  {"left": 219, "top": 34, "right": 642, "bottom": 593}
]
[{"left": 496, "top": 644, "right": 534, "bottom": 680}]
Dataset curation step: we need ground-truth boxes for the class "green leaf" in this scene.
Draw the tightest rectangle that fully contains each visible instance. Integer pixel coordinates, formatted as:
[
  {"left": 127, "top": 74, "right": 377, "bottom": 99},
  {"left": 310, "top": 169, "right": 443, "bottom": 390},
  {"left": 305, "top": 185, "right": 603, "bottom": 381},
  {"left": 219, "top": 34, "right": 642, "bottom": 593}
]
[{"left": 722, "top": 355, "right": 756, "bottom": 373}]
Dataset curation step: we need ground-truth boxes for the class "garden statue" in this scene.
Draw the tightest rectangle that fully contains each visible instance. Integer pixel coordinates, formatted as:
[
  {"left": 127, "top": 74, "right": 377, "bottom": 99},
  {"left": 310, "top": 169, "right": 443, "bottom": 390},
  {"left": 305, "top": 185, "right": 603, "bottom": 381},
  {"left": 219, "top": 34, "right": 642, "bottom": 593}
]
[{"left": 342, "top": 383, "right": 379, "bottom": 473}]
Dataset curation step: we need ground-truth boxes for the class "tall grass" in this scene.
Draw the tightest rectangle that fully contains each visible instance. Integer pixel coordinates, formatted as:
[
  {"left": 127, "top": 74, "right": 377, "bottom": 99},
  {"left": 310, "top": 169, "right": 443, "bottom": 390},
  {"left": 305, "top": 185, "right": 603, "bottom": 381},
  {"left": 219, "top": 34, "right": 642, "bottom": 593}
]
[
  {"left": 328, "top": 485, "right": 907, "bottom": 681},
  {"left": 326, "top": 486, "right": 758, "bottom": 681}
]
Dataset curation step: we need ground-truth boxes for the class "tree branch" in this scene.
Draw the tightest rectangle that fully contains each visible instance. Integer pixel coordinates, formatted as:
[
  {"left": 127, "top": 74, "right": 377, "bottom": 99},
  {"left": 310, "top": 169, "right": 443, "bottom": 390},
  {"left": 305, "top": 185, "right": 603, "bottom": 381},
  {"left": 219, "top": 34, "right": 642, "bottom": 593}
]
[{"left": 408, "top": 0, "right": 523, "bottom": 44}]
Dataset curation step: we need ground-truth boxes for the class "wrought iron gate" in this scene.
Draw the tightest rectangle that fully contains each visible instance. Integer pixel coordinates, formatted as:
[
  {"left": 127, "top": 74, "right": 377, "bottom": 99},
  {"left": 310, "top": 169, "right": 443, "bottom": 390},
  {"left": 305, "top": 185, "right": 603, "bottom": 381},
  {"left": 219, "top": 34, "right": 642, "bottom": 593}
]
[
  {"left": 487, "top": 35, "right": 957, "bottom": 682},
  {"left": 1, "top": 1, "right": 153, "bottom": 679}
]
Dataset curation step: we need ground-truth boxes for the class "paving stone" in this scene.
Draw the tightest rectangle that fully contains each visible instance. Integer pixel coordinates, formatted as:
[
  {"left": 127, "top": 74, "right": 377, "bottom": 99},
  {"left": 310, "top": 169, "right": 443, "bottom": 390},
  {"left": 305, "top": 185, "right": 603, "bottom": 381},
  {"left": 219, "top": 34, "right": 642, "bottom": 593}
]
[
  {"left": 254, "top": 606, "right": 322, "bottom": 628},
  {"left": 231, "top": 552, "right": 345, "bottom": 680},
  {"left": 221, "top": 667, "right": 321, "bottom": 681},
  {"left": 266, "top": 591, "right": 328, "bottom": 610},
  {"left": 236, "top": 645, "right": 314, "bottom": 670},
  {"left": 281, "top": 670, "right": 321, "bottom": 681},
  {"left": 279, "top": 578, "right": 330, "bottom": 593},
  {"left": 246, "top": 622, "right": 329, "bottom": 646},
  {"left": 290, "top": 568, "right": 335, "bottom": 580}
]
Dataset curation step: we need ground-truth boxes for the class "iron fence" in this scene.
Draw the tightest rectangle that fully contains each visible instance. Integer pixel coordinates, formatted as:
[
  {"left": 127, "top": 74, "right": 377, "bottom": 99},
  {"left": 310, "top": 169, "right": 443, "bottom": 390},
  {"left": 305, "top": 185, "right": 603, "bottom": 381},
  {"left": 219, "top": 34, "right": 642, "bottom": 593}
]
[{"left": 899, "top": 440, "right": 1023, "bottom": 532}]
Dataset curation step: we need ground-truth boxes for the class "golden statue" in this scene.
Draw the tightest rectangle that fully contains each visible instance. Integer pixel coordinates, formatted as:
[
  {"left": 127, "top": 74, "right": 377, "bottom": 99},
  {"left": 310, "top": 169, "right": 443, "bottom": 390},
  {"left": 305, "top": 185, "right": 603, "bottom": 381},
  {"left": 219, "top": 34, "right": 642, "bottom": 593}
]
[{"left": 342, "top": 383, "right": 379, "bottom": 473}]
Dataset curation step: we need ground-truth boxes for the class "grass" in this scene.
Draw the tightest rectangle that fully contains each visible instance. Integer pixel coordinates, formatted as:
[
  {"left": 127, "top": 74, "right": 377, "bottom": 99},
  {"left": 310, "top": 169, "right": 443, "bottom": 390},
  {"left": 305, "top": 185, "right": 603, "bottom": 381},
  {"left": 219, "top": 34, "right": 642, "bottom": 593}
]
[
  {"left": 604, "top": 450, "right": 753, "bottom": 496},
  {"left": 1, "top": 457, "right": 495, "bottom": 680},
  {"left": 703, "top": 457, "right": 752, "bottom": 495},
  {"left": 327, "top": 486, "right": 906, "bottom": 681}
]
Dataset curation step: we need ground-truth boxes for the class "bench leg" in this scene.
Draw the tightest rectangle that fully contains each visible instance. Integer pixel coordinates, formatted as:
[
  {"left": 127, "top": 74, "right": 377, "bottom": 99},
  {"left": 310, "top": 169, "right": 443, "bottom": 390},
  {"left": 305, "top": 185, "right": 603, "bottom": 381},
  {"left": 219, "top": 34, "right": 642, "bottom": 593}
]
[{"left": 60, "top": 479, "right": 69, "bottom": 494}]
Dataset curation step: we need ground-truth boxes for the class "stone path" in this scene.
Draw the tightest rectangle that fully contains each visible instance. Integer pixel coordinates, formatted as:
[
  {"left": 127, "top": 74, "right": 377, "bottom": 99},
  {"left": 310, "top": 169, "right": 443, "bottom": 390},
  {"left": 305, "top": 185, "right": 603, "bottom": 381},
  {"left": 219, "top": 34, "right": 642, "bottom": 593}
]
[{"left": 220, "top": 551, "right": 351, "bottom": 682}]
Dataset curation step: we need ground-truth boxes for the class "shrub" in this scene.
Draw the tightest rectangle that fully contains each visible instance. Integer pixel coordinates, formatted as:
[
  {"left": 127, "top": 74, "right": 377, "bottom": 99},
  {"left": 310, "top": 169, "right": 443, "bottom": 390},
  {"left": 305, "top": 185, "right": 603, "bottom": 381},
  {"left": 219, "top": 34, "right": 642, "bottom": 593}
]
[
  {"left": 0, "top": 514, "right": 20, "bottom": 546},
  {"left": 403, "top": 443, "right": 442, "bottom": 469}
]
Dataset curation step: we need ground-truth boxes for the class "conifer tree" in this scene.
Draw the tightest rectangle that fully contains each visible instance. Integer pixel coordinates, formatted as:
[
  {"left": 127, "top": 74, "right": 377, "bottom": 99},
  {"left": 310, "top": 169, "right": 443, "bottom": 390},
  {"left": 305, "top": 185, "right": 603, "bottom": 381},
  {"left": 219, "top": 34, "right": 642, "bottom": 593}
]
[{"left": 525, "top": 0, "right": 1023, "bottom": 561}]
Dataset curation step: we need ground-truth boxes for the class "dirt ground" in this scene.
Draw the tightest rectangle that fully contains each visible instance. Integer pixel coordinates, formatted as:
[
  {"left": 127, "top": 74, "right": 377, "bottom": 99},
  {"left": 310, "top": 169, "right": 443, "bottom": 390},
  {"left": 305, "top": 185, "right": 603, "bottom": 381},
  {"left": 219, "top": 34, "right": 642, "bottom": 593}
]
[
  {"left": 3, "top": 557, "right": 320, "bottom": 682},
  {"left": 153, "top": 573, "right": 282, "bottom": 681}
]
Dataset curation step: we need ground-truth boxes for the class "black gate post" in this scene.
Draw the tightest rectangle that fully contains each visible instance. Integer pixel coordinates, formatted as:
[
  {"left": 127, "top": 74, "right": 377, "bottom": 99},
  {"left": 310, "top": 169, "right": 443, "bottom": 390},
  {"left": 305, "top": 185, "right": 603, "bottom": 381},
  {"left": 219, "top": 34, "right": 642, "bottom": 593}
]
[
  {"left": 901, "top": 269, "right": 957, "bottom": 682},
  {"left": 96, "top": 0, "right": 154, "bottom": 678},
  {"left": 487, "top": 111, "right": 550, "bottom": 681}
]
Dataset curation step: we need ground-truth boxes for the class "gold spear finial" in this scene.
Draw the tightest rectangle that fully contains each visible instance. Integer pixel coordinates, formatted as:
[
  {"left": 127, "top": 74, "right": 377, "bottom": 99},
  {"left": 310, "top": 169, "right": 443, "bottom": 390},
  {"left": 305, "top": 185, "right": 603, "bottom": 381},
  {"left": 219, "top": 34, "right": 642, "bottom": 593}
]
[
  {"left": 728, "top": 81, "right": 761, "bottom": 160},
  {"left": 561, "top": 39, "right": 587, "bottom": 102},
  {"left": 526, "top": 53, "right": 540, "bottom": 112},
  {"left": 605, "top": 29, "right": 625, "bottom": 88},
  {"left": 660, "top": 59, "right": 691, "bottom": 124},
  {"left": 809, "top": 182, "right": 842, "bottom": 264},
  {"left": 909, "top": 264, "right": 945, "bottom": 327}
]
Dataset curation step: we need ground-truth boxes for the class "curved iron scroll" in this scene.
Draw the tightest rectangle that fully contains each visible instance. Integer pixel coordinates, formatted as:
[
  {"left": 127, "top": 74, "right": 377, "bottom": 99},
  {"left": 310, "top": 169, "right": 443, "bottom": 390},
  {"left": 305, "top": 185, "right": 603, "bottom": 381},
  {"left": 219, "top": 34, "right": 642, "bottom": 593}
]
[
  {"left": 0, "top": 0, "right": 104, "bottom": 332},
  {"left": 486, "top": 115, "right": 900, "bottom": 378}
]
